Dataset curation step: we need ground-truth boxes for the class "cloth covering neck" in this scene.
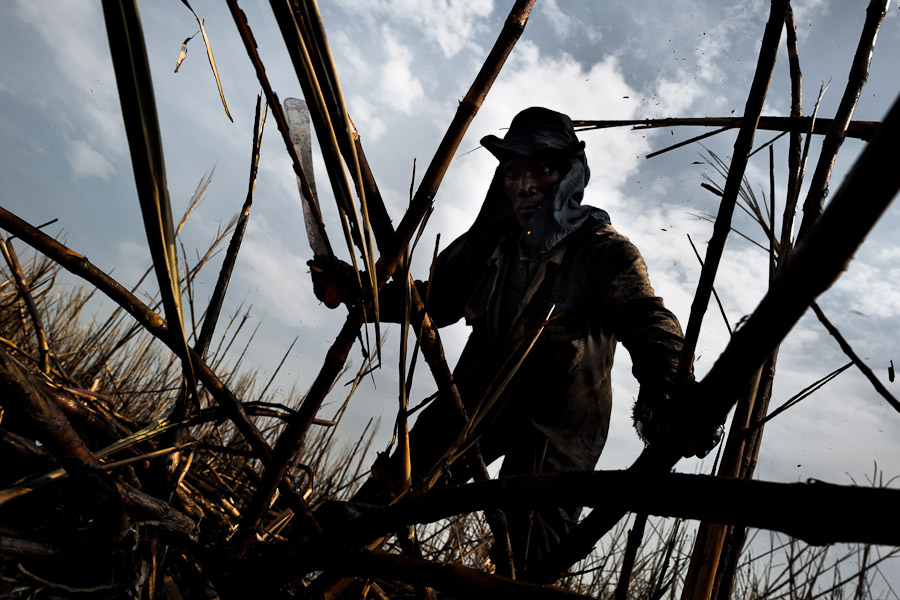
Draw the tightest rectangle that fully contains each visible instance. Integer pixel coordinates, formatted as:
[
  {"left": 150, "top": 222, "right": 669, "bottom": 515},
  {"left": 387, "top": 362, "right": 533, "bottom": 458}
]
[
  {"left": 467, "top": 156, "right": 610, "bottom": 264},
  {"left": 516, "top": 151, "right": 609, "bottom": 262}
]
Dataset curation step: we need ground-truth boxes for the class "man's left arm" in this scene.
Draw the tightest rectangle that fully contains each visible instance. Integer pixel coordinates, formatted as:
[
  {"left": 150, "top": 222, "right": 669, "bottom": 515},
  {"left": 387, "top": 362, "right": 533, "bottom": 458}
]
[{"left": 598, "top": 231, "right": 722, "bottom": 457}]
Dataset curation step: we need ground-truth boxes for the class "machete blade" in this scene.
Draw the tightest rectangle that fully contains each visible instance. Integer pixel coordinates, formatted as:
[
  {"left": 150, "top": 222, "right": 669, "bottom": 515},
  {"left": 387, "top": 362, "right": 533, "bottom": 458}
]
[{"left": 284, "top": 97, "right": 327, "bottom": 256}]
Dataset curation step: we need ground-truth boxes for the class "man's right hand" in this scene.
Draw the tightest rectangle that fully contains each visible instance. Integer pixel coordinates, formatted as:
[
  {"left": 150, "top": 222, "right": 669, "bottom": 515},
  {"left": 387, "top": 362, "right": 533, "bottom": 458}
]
[{"left": 307, "top": 254, "right": 355, "bottom": 309}]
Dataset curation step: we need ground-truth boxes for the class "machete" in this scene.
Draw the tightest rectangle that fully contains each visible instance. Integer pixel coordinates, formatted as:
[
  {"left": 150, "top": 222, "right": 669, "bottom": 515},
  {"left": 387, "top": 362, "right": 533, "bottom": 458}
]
[{"left": 284, "top": 97, "right": 341, "bottom": 308}]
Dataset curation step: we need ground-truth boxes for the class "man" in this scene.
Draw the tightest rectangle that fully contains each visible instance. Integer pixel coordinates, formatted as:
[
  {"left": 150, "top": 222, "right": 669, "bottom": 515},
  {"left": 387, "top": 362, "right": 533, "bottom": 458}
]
[{"left": 312, "top": 107, "right": 720, "bottom": 574}]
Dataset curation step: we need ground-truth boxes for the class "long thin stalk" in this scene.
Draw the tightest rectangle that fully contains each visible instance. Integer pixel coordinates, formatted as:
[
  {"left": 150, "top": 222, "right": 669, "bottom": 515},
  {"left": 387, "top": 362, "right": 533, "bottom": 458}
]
[
  {"left": 194, "top": 96, "right": 267, "bottom": 360},
  {"left": 713, "top": 9, "right": 889, "bottom": 591},
  {"left": 225, "top": 0, "right": 334, "bottom": 261},
  {"left": 781, "top": 4, "right": 803, "bottom": 261},
  {"left": 676, "top": 3, "right": 789, "bottom": 598},
  {"left": 101, "top": 0, "right": 197, "bottom": 420},
  {"left": 278, "top": 472, "right": 900, "bottom": 564},
  {"left": 293, "top": 0, "right": 382, "bottom": 347},
  {"left": 573, "top": 116, "right": 879, "bottom": 140},
  {"left": 266, "top": 0, "right": 378, "bottom": 350},
  {"left": 615, "top": 513, "right": 648, "bottom": 600},
  {"left": 797, "top": 0, "right": 890, "bottom": 239},
  {"left": 0, "top": 237, "right": 50, "bottom": 374},
  {"left": 390, "top": 0, "right": 537, "bottom": 262},
  {"left": 810, "top": 302, "right": 899, "bottom": 412},
  {"left": 677, "top": 0, "right": 789, "bottom": 376}
]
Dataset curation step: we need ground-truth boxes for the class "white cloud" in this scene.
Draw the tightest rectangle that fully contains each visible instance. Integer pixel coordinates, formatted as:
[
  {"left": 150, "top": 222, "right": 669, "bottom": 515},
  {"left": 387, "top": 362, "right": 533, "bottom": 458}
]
[
  {"left": 539, "top": 0, "right": 601, "bottom": 44},
  {"left": 332, "top": 0, "right": 494, "bottom": 58},
  {"left": 540, "top": 0, "right": 573, "bottom": 39},
  {"left": 876, "top": 246, "right": 900, "bottom": 262},
  {"left": 789, "top": 0, "right": 831, "bottom": 35},
  {"left": 65, "top": 137, "right": 115, "bottom": 180},
  {"left": 349, "top": 96, "right": 387, "bottom": 143},
  {"left": 237, "top": 216, "right": 323, "bottom": 328},
  {"left": 378, "top": 27, "right": 426, "bottom": 115},
  {"left": 12, "top": 0, "right": 125, "bottom": 180},
  {"left": 831, "top": 262, "right": 900, "bottom": 319},
  {"left": 655, "top": 76, "right": 705, "bottom": 116}
]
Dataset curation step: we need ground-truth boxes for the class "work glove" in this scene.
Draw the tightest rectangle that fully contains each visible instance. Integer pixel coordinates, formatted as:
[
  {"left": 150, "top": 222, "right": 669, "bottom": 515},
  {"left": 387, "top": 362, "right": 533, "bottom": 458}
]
[
  {"left": 307, "top": 254, "right": 357, "bottom": 309},
  {"left": 633, "top": 380, "right": 725, "bottom": 459}
]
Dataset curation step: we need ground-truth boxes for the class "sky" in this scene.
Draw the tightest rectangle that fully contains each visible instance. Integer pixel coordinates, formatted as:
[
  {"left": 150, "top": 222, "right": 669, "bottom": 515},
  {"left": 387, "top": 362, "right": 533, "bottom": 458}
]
[{"left": 1, "top": 0, "right": 899, "bottom": 581}]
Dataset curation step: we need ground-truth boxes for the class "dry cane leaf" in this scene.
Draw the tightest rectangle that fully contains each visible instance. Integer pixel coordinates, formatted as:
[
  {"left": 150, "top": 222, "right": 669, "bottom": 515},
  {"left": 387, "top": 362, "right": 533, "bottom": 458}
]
[
  {"left": 174, "top": 31, "right": 198, "bottom": 73},
  {"left": 180, "top": 0, "right": 232, "bottom": 122}
]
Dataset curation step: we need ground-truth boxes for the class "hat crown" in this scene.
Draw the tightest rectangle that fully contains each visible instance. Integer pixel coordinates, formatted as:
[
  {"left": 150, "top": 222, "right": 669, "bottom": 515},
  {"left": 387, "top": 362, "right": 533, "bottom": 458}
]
[{"left": 481, "top": 107, "right": 582, "bottom": 159}]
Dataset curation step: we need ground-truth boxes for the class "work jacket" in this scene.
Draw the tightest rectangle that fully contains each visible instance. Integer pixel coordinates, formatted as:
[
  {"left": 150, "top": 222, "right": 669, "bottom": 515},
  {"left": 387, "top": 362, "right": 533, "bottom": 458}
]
[{"left": 416, "top": 219, "right": 686, "bottom": 475}]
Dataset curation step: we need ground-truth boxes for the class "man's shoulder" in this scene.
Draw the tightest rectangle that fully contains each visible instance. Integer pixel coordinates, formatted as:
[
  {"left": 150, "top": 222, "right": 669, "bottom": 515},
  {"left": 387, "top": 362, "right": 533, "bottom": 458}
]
[
  {"left": 561, "top": 222, "right": 645, "bottom": 275},
  {"left": 578, "top": 221, "right": 638, "bottom": 252}
]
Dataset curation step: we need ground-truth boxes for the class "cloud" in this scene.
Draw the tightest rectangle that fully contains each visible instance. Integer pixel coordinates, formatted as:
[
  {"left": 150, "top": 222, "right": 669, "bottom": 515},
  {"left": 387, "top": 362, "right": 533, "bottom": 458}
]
[
  {"left": 65, "top": 137, "right": 115, "bottom": 180},
  {"left": 378, "top": 28, "right": 426, "bottom": 114},
  {"left": 332, "top": 0, "right": 494, "bottom": 58},
  {"left": 236, "top": 216, "right": 323, "bottom": 328},
  {"left": 12, "top": 0, "right": 125, "bottom": 180},
  {"left": 349, "top": 96, "right": 387, "bottom": 143},
  {"left": 831, "top": 262, "right": 900, "bottom": 319},
  {"left": 655, "top": 76, "right": 705, "bottom": 116},
  {"left": 540, "top": 0, "right": 573, "bottom": 39},
  {"left": 539, "top": 0, "right": 601, "bottom": 44}
]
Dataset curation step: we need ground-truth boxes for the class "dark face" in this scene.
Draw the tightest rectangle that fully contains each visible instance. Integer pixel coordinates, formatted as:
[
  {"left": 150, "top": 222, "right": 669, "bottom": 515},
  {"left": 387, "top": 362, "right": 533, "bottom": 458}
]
[{"left": 502, "top": 156, "right": 561, "bottom": 227}]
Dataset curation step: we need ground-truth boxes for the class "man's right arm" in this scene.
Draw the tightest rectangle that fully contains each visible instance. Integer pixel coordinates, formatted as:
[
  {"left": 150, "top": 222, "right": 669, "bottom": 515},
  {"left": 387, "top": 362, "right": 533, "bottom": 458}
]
[{"left": 307, "top": 232, "right": 471, "bottom": 327}]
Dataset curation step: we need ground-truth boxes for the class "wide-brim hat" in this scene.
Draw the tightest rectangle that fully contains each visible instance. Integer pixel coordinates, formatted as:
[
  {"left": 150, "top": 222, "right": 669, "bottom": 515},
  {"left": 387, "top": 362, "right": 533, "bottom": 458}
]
[{"left": 480, "top": 106, "right": 585, "bottom": 160}]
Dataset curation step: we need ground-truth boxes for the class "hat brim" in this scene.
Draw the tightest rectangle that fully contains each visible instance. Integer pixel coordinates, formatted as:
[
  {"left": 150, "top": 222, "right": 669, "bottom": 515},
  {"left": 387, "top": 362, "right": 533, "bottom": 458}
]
[{"left": 480, "top": 134, "right": 584, "bottom": 160}]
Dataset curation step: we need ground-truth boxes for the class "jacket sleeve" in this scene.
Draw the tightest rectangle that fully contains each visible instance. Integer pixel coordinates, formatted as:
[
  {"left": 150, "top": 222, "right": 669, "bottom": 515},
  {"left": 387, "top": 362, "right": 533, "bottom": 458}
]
[
  {"left": 593, "top": 226, "right": 723, "bottom": 451},
  {"left": 594, "top": 227, "right": 684, "bottom": 394},
  {"left": 377, "top": 232, "right": 472, "bottom": 327}
]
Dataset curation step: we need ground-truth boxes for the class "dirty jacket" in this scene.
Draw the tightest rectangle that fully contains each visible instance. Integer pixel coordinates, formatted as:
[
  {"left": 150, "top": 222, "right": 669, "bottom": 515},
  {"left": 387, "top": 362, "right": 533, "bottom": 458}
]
[{"left": 413, "top": 217, "right": 686, "bottom": 474}]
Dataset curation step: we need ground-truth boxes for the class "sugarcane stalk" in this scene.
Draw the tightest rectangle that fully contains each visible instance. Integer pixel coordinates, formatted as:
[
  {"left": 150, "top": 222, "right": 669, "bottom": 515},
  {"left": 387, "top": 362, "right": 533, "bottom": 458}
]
[
  {"left": 193, "top": 95, "right": 267, "bottom": 360},
  {"left": 251, "top": 471, "right": 900, "bottom": 581},
  {"left": 389, "top": 0, "right": 537, "bottom": 262},
  {"left": 681, "top": 367, "right": 763, "bottom": 600},
  {"left": 713, "top": 7, "right": 891, "bottom": 595},
  {"left": 674, "top": 3, "right": 790, "bottom": 596},
  {"left": 675, "top": 4, "right": 787, "bottom": 594},
  {"left": 293, "top": 0, "right": 382, "bottom": 346},
  {"left": 573, "top": 116, "right": 879, "bottom": 140},
  {"left": 796, "top": 0, "right": 890, "bottom": 239},
  {"left": 713, "top": 16, "right": 803, "bottom": 593},
  {"left": 266, "top": 0, "right": 378, "bottom": 342},
  {"left": 614, "top": 512, "right": 648, "bottom": 600},
  {"left": 0, "top": 237, "right": 51, "bottom": 375},
  {"left": 225, "top": 0, "right": 334, "bottom": 261},
  {"left": 0, "top": 347, "right": 99, "bottom": 469},
  {"left": 810, "top": 302, "right": 899, "bottom": 412},
  {"left": 241, "top": 467, "right": 900, "bottom": 596},
  {"left": 101, "top": 0, "right": 199, "bottom": 425},
  {"left": 781, "top": 5, "right": 803, "bottom": 258},
  {"left": 677, "top": 0, "right": 788, "bottom": 377}
]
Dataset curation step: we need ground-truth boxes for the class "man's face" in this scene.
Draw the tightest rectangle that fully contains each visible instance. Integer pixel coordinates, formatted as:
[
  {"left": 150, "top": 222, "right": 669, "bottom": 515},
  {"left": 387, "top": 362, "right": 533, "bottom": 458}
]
[{"left": 502, "top": 156, "right": 561, "bottom": 227}]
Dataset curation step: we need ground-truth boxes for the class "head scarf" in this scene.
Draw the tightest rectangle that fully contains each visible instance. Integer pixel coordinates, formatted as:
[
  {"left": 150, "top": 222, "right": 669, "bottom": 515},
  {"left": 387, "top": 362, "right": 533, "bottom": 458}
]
[{"left": 475, "top": 107, "right": 610, "bottom": 262}]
